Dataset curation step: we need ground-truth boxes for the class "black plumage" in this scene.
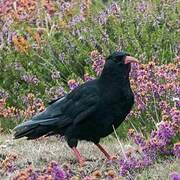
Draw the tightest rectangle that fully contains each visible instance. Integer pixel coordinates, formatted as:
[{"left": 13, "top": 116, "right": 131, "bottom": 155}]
[{"left": 13, "top": 51, "right": 138, "bottom": 165}]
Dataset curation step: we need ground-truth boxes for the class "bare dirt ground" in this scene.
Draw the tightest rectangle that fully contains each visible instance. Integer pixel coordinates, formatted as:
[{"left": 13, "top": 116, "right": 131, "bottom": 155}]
[{"left": 0, "top": 134, "right": 179, "bottom": 179}]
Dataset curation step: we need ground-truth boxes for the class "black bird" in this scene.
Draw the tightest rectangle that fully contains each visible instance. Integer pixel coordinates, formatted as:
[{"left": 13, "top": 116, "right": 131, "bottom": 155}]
[{"left": 13, "top": 52, "right": 139, "bottom": 166}]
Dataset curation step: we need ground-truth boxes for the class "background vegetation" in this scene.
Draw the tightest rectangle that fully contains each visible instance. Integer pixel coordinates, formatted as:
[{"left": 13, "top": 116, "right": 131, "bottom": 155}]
[
  {"left": 0, "top": 0, "right": 179, "bottom": 179},
  {"left": 0, "top": 0, "right": 179, "bottom": 135}
]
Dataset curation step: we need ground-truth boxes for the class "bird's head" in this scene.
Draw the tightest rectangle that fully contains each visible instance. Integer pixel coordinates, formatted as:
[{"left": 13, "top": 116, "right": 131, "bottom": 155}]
[
  {"left": 100, "top": 51, "right": 139, "bottom": 82},
  {"left": 107, "top": 51, "right": 139, "bottom": 72}
]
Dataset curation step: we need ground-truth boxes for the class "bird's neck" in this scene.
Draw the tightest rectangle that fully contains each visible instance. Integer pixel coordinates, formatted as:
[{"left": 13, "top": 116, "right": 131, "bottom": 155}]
[{"left": 99, "top": 66, "right": 130, "bottom": 88}]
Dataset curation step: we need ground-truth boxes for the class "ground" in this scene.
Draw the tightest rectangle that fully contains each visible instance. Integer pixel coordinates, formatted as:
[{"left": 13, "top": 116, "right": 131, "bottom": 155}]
[{"left": 0, "top": 135, "right": 179, "bottom": 179}]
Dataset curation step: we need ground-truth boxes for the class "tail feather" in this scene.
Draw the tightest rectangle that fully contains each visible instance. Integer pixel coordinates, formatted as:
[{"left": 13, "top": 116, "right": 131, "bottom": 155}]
[
  {"left": 14, "top": 125, "right": 38, "bottom": 139},
  {"left": 13, "top": 118, "right": 60, "bottom": 139},
  {"left": 26, "top": 126, "right": 54, "bottom": 139}
]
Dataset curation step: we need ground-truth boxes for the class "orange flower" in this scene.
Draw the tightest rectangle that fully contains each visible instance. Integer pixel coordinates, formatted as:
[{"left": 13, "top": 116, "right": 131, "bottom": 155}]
[
  {"left": 59, "top": 20, "right": 68, "bottom": 29},
  {"left": 33, "top": 33, "right": 41, "bottom": 45},
  {"left": 107, "top": 169, "right": 116, "bottom": 177},
  {"left": 37, "top": 175, "right": 46, "bottom": 180},
  {"left": 162, "top": 114, "right": 170, "bottom": 121},
  {"left": 128, "top": 128, "right": 135, "bottom": 136},
  {"left": 12, "top": 35, "right": 30, "bottom": 53},
  {"left": 92, "top": 170, "right": 102, "bottom": 177},
  {"left": 38, "top": 105, "right": 45, "bottom": 112},
  {"left": 43, "top": 0, "right": 56, "bottom": 14},
  {"left": 72, "top": 176, "right": 80, "bottom": 180},
  {"left": 90, "top": 50, "right": 98, "bottom": 59},
  {"left": 26, "top": 27, "right": 33, "bottom": 35}
]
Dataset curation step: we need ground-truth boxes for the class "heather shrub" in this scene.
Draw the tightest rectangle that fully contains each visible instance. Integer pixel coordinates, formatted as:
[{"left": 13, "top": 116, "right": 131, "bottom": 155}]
[{"left": 0, "top": 0, "right": 179, "bottom": 136}]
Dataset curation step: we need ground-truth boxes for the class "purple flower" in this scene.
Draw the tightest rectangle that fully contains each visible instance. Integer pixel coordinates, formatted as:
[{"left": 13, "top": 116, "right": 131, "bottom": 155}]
[
  {"left": 69, "top": 15, "right": 85, "bottom": 26},
  {"left": 68, "top": 79, "right": 80, "bottom": 90},
  {"left": 150, "top": 131, "right": 157, "bottom": 138},
  {"left": 56, "top": 87, "right": 65, "bottom": 97},
  {"left": 7, "top": 163, "right": 16, "bottom": 173},
  {"left": 97, "top": 11, "right": 108, "bottom": 25},
  {"left": 128, "top": 129, "right": 146, "bottom": 147},
  {"left": 174, "top": 86, "right": 180, "bottom": 94},
  {"left": 80, "top": 3, "right": 87, "bottom": 14},
  {"left": 170, "top": 172, "right": 180, "bottom": 180},
  {"left": 157, "top": 84, "right": 165, "bottom": 96},
  {"left": 2, "top": 26, "right": 8, "bottom": 36},
  {"left": 170, "top": 108, "right": 180, "bottom": 126},
  {"left": 47, "top": 86, "right": 65, "bottom": 99},
  {"left": 27, "top": 168, "right": 40, "bottom": 180},
  {"left": 137, "top": 2, "right": 147, "bottom": 12},
  {"left": 59, "top": 52, "right": 65, "bottom": 63},
  {"left": 33, "top": 98, "right": 43, "bottom": 106},
  {"left": 84, "top": 74, "right": 94, "bottom": 82},
  {"left": 173, "top": 143, "right": 180, "bottom": 158},
  {"left": 0, "top": 89, "right": 9, "bottom": 98},
  {"left": 159, "top": 101, "right": 168, "bottom": 110},
  {"left": 96, "top": 3, "right": 120, "bottom": 25},
  {"left": 133, "top": 134, "right": 146, "bottom": 147},
  {"left": 19, "top": 12, "right": 28, "bottom": 21},
  {"left": 140, "top": 156, "right": 153, "bottom": 167},
  {"left": 101, "top": 31, "right": 109, "bottom": 43},
  {"left": 21, "top": 74, "right": 39, "bottom": 85},
  {"left": 14, "top": 62, "right": 22, "bottom": 70},
  {"left": 119, "top": 159, "right": 129, "bottom": 176},
  {"left": 51, "top": 164, "right": 65, "bottom": 179},
  {"left": 119, "top": 156, "right": 152, "bottom": 177},
  {"left": 83, "top": 176, "right": 91, "bottom": 180},
  {"left": 32, "top": 77, "right": 39, "bottom": 85},
  {"left": 0, "top": 32, "right": 3, "bottom": 47},
  {"left": 45, "top": 161, "right": 71, "bottom": 179},
  {"left": 60, "top": 2, "right": 71, "bottom": 14},
  {"left": 175, "top": 101, "right": 180, "bottom": 108},
  {"left": 90, "top": 50, "right": 105, "bottom": 75},
  {"left": 156, "top": 121, "right": 175, "bottom": 143},
  {"left": 51, "top": 70, "right": 61, "bottom": 80},
  {"left": 90, "top": 36, "right": 98, "bottom": 48},
  {"left": 135, "top": 96, "right": 146, "bottom": 111},
  {"left": 108, "top": 2, "right": 120, "bottom": 14},
  {"left": 7, "top": 31, "right": 16, "bottom": 45}
]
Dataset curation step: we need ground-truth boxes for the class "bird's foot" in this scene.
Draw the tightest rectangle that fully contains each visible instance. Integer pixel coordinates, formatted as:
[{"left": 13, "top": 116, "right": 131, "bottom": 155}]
[
  {"left": 95, "top": 143, "right": 118, "bottom": 162},
  {"left": 72, "top": 147, "right": 86, "bottom": 167},
  {"left": 108, "top": 155, "right": 117, "bottom": 161}
]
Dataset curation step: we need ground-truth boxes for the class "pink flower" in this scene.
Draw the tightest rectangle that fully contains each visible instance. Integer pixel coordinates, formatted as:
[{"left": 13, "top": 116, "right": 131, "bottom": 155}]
[
  {"left": 170, "top": 172, "right": 180, "bottom": 180},
  {"left": 90, "top": 50, "right": 105, "bottom": 75}
]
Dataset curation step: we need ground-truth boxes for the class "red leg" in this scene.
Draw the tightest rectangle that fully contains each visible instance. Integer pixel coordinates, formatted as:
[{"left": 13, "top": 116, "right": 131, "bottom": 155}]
[
  {"left": 96, "top": 143, "right": 111, "bottom": 160},
  {"left": 72, "top": 147, "right": 85, "bottom": 166}
]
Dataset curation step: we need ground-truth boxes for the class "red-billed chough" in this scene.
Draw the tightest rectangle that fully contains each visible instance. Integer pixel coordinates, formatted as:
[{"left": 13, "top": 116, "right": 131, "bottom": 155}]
[{"left": 13, "top": 51, "right": 139, "bottom": 166}]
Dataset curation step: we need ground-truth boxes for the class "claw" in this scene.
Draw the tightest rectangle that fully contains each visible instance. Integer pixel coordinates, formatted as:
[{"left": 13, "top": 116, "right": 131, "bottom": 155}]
[{"left": 109, "top": 155, "right": 117, "bottom": 161}]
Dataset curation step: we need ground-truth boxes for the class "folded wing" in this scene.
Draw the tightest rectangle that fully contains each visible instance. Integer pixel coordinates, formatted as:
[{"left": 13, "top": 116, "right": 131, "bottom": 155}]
[{"left": 14, "top": 81, "right": 99, "bottom": 139}]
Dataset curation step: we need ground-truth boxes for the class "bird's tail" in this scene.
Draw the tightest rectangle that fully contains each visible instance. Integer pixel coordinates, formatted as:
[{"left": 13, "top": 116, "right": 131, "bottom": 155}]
[{"left": 13, "top": 117, "right": 59, "bottom": 140}]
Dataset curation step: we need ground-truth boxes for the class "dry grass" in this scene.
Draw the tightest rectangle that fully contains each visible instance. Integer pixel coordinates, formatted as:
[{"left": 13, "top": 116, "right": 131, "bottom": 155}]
[{"left": 0, "top": 134, "right": 179, "bottom": 179}]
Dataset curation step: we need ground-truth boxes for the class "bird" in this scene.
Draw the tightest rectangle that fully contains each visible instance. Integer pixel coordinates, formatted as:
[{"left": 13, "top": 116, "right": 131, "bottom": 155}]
[{"left": 13, "top": 51, "right": 139, "bottom": 166}]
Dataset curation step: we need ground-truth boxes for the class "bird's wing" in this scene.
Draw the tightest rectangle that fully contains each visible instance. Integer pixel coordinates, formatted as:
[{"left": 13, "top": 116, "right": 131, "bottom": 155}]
[
  {"left": 14, "top": 96, "right": 70, "bottom": 128},
  {"left": 31, "top": 82, "right": 99, "bottom": 125},
  {"left": 13, "top": 82, "right": 99, "bottom": 139},
  {"left": 62, "top": 84, "right": 100, "bottom": 125}
]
